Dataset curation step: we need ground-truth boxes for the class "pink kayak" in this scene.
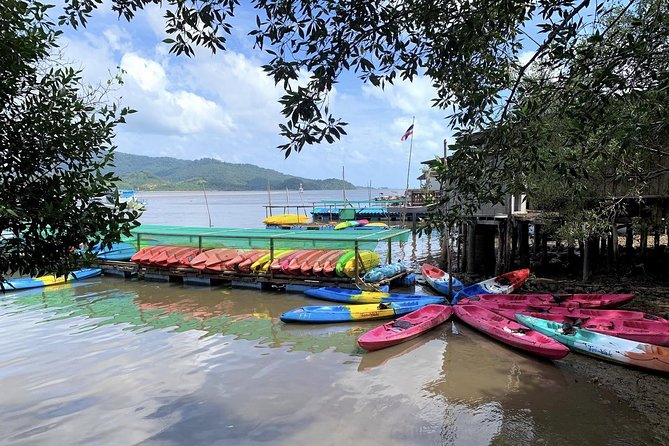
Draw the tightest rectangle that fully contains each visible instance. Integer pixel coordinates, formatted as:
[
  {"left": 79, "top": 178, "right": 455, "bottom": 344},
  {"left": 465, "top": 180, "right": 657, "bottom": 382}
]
[
  {"left": 453, "top": 304, "right": 570, "bottom": 360},
  {"left": 468, "top": 301, "right": 666, "bottom": 323},
  {"left": 460, "top": 293, "right": 635, "bottom": 309},
  {"left": 358, "top": 304, "right": 453, "bottom": 351},
  {"left": 162, "top": 247, "right": 202, "bottom": 268}
]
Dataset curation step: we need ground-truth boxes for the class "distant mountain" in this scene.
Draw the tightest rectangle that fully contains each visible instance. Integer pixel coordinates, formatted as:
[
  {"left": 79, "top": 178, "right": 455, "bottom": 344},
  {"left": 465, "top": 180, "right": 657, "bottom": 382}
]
[{"left": 107, "top": 152, "right": 358, "bottom": 191}]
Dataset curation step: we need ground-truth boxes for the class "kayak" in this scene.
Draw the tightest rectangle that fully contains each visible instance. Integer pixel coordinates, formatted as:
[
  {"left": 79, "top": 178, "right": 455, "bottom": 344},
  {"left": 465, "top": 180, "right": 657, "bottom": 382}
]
[
  {"left": 151, "top": 246, "right": 200, "bottom": 267},
  {"left": 203, "top": 249, "right": 242, "bottom": 271},
  {"left": 453, "top": 304, "right": 570, "bottom": 359},
  {"left": 465, "top": 301, "right": 661, "bottom": 322},
  {"left": 341, "top": 251, "right": 380, "bottom": 277},
  {"left": 92, "top": 242, "right": 137, "bottom": 261},
  {"left": 363, "top": 262, "right": 407, "bottom": 282},
  {"left": 2, "top": 268, "right": 102, "bottom": 291},
  {"left": 358, "top": 304, "right": 453, "bottom": 351},
  {"left": 324, "top": 250, "right": 352, "bottom": 276},
  {"left": 459, "top": 293, "right": 635, "bottom": 309},
  {"left": 190, "top": 248, "right": 240, "bottom": 271},
  {"left": 509, "top": 312, "right": 669, "bottom": 346},
  {"left": 285, "top": 250, "right": 327, "bottom": 275},
  {"left": 304, "top": 287, "right": 444, "bottom": 304},
  {"left": 250, "top": 250, "right": 294, "bottom": 273},
  {"left": 270, "top": 250, "right": 304, "bottom": 273},
  {"left": 237, "top": 250, "right": 270, "bottom": 272},
  {"left": 280, "top": 298, "right": 445, "bottom": 323},
  {"left": 421, "top": 263, "right": 464, "bottom": 296},
  {"left": 516, "top": 314, "right": 669, "bottom": 373},
  {"left": 453, "top": 268, "right": 530, "bottom": 303},
  {"left": 130, "top": 245, "right": 171, "bottom": 265},
  {"left": 161, "top": 247, "right": 202, "bottom": 268},
  {"left": 334, "top": 220, "right": 359, "bottom": 230},
  {"left": 263, "top": 213, "right": 309, "bottom": 225}
]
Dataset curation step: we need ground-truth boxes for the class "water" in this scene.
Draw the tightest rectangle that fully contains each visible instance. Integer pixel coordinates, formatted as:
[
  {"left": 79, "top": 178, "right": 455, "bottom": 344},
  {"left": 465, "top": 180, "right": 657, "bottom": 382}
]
[{"left": 0, "top": 190, "right": 664, "bottom": 445}]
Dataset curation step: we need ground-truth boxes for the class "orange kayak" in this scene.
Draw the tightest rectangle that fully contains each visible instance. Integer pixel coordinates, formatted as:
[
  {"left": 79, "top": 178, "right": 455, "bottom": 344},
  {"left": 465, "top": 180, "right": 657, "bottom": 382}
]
[
  {"left": 203, "top": 249, "right": 242, "bottom": 272},
  {"left": 271, "top": 250, "right": 306, "bottom": 273},
  {"left": 238, "top": 250, "right": 270, "bottom": 272},
  {"left": 226, "top": 250, "right": 267, "bottom": 271},
  {"left": 312, "top": 250, "right": 345, "bottom": 276},
  {"left": 131, "top": 245, "right": 172, "bottom": 265},
  {"left": 285, "top": 250, "right": 326, "bottom": 275}
]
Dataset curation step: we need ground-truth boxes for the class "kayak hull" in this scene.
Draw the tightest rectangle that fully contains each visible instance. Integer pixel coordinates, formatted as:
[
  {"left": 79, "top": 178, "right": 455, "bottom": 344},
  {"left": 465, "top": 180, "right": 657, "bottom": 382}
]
[
  {"left": 2, "top": 268, "right": 102, "bottom": 291},
  {"left": 304, "top": 287, "right": 444, "bottom": 304},
  {"left": 358, "top": 304, "right": 453, "bottom": 351},
  {"left": 453, "top": 304, "right": 570, "bottom": 360},
  {"left": 421, "top": 263, "right": 464, "bottom": 296},
  {"left": 280, "top": 298, "right": 445, "bottom": 323}
]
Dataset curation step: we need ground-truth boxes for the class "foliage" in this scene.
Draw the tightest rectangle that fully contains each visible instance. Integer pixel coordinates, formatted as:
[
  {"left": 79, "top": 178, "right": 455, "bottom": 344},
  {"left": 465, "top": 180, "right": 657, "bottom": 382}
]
[
  {"left": 0, "top": 0, "right": 140, "bottom": 279},
  {"left": 108, "top": 152, "right": 357, "bottom": 191},
  {"left": 59, "top": 0, "right": 669, "bottom": 236}
]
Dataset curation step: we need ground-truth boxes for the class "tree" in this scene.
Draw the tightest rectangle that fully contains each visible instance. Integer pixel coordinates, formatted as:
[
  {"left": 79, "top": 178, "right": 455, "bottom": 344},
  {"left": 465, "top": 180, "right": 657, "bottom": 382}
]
[
  {"left": 1, "top": 0, "right": 140, "bottom": 279},
  {"left": 59, "top": 0, "right": 669, "bottom": 230}
]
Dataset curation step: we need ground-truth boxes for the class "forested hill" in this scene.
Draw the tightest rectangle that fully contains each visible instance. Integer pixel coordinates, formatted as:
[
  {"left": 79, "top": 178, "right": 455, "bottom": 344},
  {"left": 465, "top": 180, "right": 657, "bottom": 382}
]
[{"left": 108, "top": 152, "right": 357, "bottom": 191}]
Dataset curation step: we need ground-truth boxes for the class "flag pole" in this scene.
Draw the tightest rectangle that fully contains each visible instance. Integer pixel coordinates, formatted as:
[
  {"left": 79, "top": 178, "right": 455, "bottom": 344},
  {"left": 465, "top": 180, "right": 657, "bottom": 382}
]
[{"left": 404, "top": 116, "right": 415, "bottom": 205}]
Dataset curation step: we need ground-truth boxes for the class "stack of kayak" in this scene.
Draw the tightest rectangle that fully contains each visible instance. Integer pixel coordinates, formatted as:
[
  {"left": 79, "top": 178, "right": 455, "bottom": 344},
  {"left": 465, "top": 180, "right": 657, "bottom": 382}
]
[
  {"left": 1, "top": 267, "right": 102, "bottom": 291},
  {"left": 130, "top": 245, "right": 387, "bottom": 278},
  {"left": 363, "top": 262, "right": 407, "bottom": 283}
]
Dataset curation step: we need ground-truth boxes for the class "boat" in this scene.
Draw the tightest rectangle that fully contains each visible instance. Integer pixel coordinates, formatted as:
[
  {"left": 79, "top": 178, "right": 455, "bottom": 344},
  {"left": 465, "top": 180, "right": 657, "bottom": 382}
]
[
  {"left": 130, "top": 245, "right": 170, "bottom": 265},
  {"left": 516, "top": 315, "right": 669, "bottom": 373},
  {"left": 250, "top": 250, "right": 294, "bottom": 273},
  {"left": 280, "top": 298, "right": 445, "bottom": 323},
  {"left": 2, "top": 268, "right": 102, "bottom": 291},
  {"left": 421, "top": 263, "right": 464, "bottom": 296},
  {"left": 464, "top": 301, "right": 660, "bottom": 322},
  {"left": 284, "top": 250, "right": 327, "bottom": 275},
  {"left": 323, "top": 250, "right": 351, "bottom": 276},
  {"left": 312, "top": 250, "right": 345, "bottom": 275},
  {"left": 453, "top": 304, "right": 570, "bottom": 359},
  {"left": 341, "top": 251, "right": 380, "bottom": 277},
  {"left": 507, "top": 312, "right": 669, "bottom": 346},
  {"left": 203, "top": 249, "right": 242, "bottom": 271},
  {"left": 91, "top": 242, "right": 137, "bottom": 261},
  {"left": 363, "top": 262, "right": 407, "bottom": 282},
  {"left": 304, "top": 287, "right": 444, "bottom": 304},
  {"left": 459, "top": 293, "right": 635, "bottom": 309},
  {"left": 358, "top": 304, "right": 453, "bottom": 351},
  {"left": 189, "top": 248, "right": 239, "bottom": 271},
  {"left": 263, "top": 214, "right": 309, "bottom": 225},
  {"left": 334, "top": 220, "right": 360, "bottom": 230},
  {"left": 237, "top": 250, "right": 270, "bottom": 272},
  {"left": 151, "top": 246, "right": 201, "bottom": 267},
  {"left": 452, "top": 268, "right": 530, "bottom": 303},
  {"left": 270, "top": 250, "right": 303, "bottom": 273}
]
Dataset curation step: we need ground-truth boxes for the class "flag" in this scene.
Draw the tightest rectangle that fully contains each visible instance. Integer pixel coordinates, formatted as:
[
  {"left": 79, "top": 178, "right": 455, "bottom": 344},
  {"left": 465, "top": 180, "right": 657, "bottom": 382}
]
[{"left": 400, "top": 124, "right": 414, "bottom": 141}]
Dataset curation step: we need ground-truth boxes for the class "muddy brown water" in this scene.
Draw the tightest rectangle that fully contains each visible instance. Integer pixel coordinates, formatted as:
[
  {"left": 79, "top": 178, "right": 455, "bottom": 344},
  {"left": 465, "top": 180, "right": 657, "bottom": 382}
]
[{"left": 0, "top": 277, "right": 665, "bottom": 445}]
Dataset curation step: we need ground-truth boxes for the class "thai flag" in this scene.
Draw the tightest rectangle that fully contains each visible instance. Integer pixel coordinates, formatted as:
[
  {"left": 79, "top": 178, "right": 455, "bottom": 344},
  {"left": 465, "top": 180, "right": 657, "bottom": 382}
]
[{"left": 400, "top": 124, "right": 414, "bottom": 141}]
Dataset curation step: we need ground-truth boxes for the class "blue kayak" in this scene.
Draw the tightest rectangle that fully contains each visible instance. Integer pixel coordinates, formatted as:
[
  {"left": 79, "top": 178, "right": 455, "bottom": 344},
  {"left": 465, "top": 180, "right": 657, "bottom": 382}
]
[
  {"left": 363, "top": 262, "right": 407, "bottom": 282},
  {"left": 93, "top": 242, "right": 137, "bottom": 261},
  {"left": 452, "top": 268, "right": 530, "bottom": 304},
  {"left": 421, "top": 263, "right": 464, "bottom": 296},
  {"left": 280, "top": 298, "right": 445, "bottom": 323},
  {"left": 2, "top": 268, "right": 102, "bottom": 291},
  {"left": 304, "top": 287, "right": 444, "bottom": 304}
]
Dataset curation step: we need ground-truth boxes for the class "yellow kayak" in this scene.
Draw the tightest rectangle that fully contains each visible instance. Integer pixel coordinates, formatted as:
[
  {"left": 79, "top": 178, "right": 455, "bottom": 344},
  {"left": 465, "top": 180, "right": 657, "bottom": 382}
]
[
  {"left": 263, "top": 214, "right": 309, "bottom": 225},
  {"left": 251, "top": 250, "right": 294, "bottom": 272},
  {"left": 342, "top": 251, "right": 380, "bottom": 277}
]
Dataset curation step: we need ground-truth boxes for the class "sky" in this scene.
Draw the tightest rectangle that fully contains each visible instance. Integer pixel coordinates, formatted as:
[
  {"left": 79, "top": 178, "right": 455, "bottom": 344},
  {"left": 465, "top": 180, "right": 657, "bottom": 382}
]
[{"left": 55, "top": 4, "right": 454, "bottom": 189}]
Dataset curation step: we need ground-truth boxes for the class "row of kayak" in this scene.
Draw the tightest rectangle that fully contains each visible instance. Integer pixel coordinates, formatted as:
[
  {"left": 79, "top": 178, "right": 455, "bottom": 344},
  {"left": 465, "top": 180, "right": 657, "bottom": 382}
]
[
  {"left": 130, "top": 245, "right": 405, "bottom": 280},
  {"left": 1, "top": 268, "right": 102, "bottom": 291},
  {"left": 283, "top": 285, "right": 669, "bottom": 373}
]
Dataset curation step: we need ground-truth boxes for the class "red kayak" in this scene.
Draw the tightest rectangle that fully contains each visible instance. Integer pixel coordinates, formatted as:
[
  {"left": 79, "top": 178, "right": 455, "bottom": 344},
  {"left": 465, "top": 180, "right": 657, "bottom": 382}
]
[
  {"left": 312, "top": 250, "right": 345, "bottom": 276},
  {"left": 460, "top": 293, "right": 635, "bottom": 309},
  {"left": 284, "top": 250, "right": 325, "bottom": 275},
  {"left": 456, "top": 269, "right": 530, "bottom": 300},
  {"left": 131, "top": 245, "right": 173, "bottom": 265},
  {"left": 162, "top": 247, "right": 202, "bottom": 268},
  {"left": 298, "top": 250, "right": 330, "bottom": 275},
  {"left": 237, "top": 250, "right": 269, "bottom": 272},
  {"left": 150, "top": 246, "right": 200, "bottom": 267},
  {"left": 453, "top": 304, "right": 570, "bottom": 360},
  {"left": 270, "top": 250, "right": 303, "bottom": 273},
  {"left": 226, "top": 250, "right": 267, "bottom": 272},
  {"left": 358, "top": 304, "right": 453, "bottom": 351},
  {"left": 189, "top": 248, "right": 239, "bottom": 271},
  {"left": 203, "top": 249, "right": 242, "bottom": 272}
]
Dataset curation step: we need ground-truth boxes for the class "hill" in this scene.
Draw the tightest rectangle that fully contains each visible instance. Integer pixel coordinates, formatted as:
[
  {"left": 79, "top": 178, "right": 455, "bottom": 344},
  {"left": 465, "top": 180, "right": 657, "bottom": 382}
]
[{"left": 107, "top": 152, "right": 357, "bottom": 191}]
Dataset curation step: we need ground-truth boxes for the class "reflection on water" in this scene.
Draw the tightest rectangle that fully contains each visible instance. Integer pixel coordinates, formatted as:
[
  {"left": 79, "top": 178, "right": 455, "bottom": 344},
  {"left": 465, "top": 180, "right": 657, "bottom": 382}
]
[{"left": 0, "top": 277, "right": 661, "bottom": 445}]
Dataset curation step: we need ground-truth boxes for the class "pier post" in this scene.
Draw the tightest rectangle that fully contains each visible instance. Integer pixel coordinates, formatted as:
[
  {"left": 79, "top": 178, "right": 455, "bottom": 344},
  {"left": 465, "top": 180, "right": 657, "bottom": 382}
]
[
  {"left": 466, "top": 221, "right": 476, "bottom": 273},
  {"left": 519, "top": 221, "right": 529, "bottom": 267}
]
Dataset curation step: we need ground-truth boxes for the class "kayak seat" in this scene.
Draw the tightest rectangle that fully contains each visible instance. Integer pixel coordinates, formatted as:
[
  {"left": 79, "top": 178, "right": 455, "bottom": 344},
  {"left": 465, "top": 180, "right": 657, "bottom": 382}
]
[
  {"left": 497, "top": 277, "right": 511, "bottom": 286},
  {"left": 392, "top": 320, "right": 414, "bottom": 330}
]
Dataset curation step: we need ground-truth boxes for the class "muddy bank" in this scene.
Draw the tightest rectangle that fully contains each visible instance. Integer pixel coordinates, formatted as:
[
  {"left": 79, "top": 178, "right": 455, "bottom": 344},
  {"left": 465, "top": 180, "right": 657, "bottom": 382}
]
[{"left": 524, "top": 275, "right": 668, "bottom": 444}]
